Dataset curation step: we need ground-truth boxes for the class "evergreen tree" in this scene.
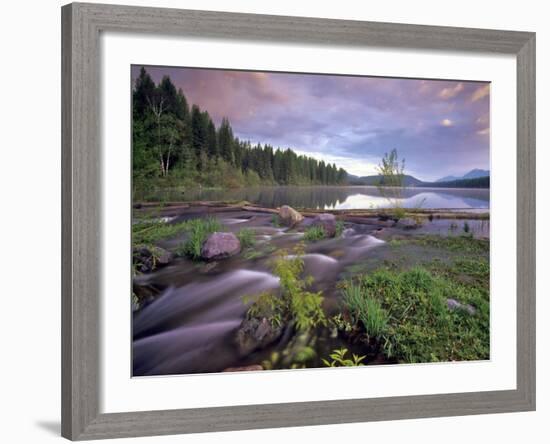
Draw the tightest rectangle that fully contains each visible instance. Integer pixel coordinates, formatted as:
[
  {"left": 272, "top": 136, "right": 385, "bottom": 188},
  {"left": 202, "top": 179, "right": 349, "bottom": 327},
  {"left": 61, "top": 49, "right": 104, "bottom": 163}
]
[
  {"left": 190, "top": 105, "right": 207, "bottom": 167},
  {"left": 132, "top": 67, "right": 349, "bottom": 187},
  {"left": 218, "top": 118, "right": 234, "bottom": 165}
]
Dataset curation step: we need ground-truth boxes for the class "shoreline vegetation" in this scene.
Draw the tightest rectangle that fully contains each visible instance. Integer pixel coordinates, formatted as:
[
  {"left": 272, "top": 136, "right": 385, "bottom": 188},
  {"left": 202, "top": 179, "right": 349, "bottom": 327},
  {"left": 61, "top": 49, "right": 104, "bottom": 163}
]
[
  {"left": 132, "top": 67, "right": 488, "bottom": 199},
  {"left": 133, "top": 67, "right": 347, "bottom": 196},
  {"left": 131, "top": 68, "right": 490, "bottom": 376}
]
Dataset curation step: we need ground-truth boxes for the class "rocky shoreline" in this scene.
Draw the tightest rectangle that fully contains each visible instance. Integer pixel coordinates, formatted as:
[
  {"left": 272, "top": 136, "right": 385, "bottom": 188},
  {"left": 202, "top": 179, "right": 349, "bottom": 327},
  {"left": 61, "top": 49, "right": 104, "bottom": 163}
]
[{"left": 132, "top": 202, "right": 490, "bottom": 376}]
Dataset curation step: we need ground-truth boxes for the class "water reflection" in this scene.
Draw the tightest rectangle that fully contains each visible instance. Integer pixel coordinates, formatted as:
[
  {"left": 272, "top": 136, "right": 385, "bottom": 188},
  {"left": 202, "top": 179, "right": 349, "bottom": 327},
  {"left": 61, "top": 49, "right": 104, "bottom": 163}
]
[{"left": 140, "top": 186, "right": 489, "bottom": 210}]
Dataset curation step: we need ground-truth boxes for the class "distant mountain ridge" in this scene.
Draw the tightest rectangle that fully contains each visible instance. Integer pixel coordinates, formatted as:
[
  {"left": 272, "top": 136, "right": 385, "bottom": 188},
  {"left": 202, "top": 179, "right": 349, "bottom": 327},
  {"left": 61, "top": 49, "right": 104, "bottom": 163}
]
[
  {"left": 347, "top": 169, "right": 490, "bottom": 189},
  {"left": 347, "top": 174, "right": 423, "bottom": 187},
  {"left": 436, "top": 169, "right": 489, "bottom": 183}
]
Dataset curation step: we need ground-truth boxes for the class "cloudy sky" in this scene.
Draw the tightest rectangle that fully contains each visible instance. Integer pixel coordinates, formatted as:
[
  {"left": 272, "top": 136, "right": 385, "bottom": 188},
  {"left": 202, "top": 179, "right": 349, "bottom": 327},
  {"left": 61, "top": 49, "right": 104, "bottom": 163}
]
[{"left": 132, "top": 65, "right": 490, "bottom": 182}]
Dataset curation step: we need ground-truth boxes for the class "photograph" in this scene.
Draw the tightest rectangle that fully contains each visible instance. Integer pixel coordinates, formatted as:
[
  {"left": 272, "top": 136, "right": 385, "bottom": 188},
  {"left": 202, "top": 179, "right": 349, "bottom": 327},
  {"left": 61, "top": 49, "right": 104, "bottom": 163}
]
[{"left": 131, "top": 65, "right": 490, "bottom": 377}]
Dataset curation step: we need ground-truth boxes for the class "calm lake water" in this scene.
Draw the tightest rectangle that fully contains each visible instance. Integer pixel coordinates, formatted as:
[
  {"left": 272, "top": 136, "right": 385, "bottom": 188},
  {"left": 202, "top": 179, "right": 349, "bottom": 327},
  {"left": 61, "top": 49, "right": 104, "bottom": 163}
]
[{"left": 145, "top": 186, "right": 489, "bottom": 210}]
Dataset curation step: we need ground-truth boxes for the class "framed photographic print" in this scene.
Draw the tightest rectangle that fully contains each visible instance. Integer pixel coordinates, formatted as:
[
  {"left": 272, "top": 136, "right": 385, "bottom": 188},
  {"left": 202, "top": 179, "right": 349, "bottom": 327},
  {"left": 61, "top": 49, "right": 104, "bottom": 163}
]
[{"left": 61, "top": 2, "right": 536, "bottom": 440}]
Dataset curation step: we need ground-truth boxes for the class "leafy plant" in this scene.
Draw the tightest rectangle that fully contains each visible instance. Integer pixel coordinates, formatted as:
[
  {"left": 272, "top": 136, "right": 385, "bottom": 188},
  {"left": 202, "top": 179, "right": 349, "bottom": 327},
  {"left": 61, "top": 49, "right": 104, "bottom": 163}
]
[
  {"left": 245, "top": 243, "right": 326, "bottom": 332},
  {"left": 275, "top": 245, "right": 326, "bottom": 331},
  {"left": 322, "top": 348, "right": 366, "bottom": 367},
  {"left": 304, "top": 225, "right": 326, "bottom": 241},
  {"left": 330, "top": 313, "right": 354, "bottom": 333}
]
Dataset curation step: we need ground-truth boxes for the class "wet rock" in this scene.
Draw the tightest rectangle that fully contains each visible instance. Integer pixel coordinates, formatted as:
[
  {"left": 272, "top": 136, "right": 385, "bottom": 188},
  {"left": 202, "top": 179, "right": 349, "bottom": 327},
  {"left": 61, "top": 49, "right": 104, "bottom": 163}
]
[
  {"left": 235, "top": 317, "right": 283, "bottom": 356},
  {"left": 132, "top": 281, "right": 162, "bottom": 310},
  {"left": 133, "top": 245, "right": 174, "bottom": 273},
  {"left": 342, "top": 228, "right": 356, "bottom": 238},
  {"left": 396, "top": 217, "right": 419, "bottom": 229},
  {"left": 201, "top": 232, "right": 241, "bottom": 260},
  {"left": 279, "top": 205, "right": 303, "bottom": 227},
  {"left": 312, "top": 213, "right": 337, "bottom": 237},
  {"left": 223, "top": 364, "right": 264, "bottom": 372},
  {"left": 447, "top": 298, "right": 476, "bottom": 315},
  {"left": 198, "top": 261, "right": 219, "bottom": 273}
]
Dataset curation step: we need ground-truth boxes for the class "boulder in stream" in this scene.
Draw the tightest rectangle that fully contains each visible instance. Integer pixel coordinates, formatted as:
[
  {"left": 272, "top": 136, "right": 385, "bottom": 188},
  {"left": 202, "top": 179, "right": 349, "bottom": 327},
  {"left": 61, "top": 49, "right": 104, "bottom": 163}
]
[
  {"left": 279, "top": 205, "right": 303, "bottom": 227},
  {"left": 235, "top": 317, "right": 283, "bottom": 356},
  {"left": 133, "top": 245, "right": 174, "bottom": 273},
  {"left": 312, "top": 213, "right": 337, "bottom": 237},
  {"left": 201, "top": 232, "right": 241, "bottom": 260}
]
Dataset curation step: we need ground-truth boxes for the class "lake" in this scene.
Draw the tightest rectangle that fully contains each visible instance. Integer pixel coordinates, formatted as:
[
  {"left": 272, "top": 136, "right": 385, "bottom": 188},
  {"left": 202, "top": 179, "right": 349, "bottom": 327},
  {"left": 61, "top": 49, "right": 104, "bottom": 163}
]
[{"left": 142, "top": 186, "right": 489, "bottom": 211}]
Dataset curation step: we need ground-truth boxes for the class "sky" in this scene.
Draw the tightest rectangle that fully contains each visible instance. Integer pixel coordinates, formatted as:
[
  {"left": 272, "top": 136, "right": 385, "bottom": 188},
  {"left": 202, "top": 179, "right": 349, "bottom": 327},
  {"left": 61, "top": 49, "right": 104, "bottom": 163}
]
[{"left": 132, "top": 65, "right": 490, "bottom": 182}]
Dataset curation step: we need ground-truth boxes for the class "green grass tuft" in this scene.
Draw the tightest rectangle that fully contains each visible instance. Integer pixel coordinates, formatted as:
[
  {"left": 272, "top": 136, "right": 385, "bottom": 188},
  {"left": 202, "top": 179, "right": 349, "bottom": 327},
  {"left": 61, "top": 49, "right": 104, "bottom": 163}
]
[
  {"left": 335, "top": 220, "right": 345, "bottom": 237},
  {"left": 176, "top": 217, "right": 222, "bottom": 260},
  {"left": 132, "top": 220, "right": 191, "bottom": 245},
  {"left": 237, "top": 228, "right": 256, "bottom": 248},
  {"left": 342, "top": 281, "right": 388, "bottom": 338},
  {"left": 304, "top": 225, "right": 326, "bottom": 241}
]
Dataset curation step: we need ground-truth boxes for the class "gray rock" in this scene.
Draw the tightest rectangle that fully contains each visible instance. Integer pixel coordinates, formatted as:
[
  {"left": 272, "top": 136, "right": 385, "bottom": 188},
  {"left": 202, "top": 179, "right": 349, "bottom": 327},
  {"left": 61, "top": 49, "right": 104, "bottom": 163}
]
[
  {"left": 447, "top": 298, "right": 476, "bottom": 315},
  {"left": 312, "top": 213, "right": 337, "bottom": 237},
  {"left": 279, "top": 205, "right": 303, "bottom": 227},
  {"left": 201, "top": 232, "right": 241, "bottom": 260},
  {"left": 235, "top": 317, "right": 282, "bottom": 356},
  {"left": 132, "top": 245, "right": 174, "bottom": 273}
]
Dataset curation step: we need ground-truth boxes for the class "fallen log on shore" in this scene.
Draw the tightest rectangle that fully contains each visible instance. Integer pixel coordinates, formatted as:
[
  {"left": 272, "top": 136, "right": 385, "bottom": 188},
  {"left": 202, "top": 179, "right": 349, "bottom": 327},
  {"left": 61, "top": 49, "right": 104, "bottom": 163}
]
[{"left": 134, "top": 201, "right": 489, "bottom": 221}]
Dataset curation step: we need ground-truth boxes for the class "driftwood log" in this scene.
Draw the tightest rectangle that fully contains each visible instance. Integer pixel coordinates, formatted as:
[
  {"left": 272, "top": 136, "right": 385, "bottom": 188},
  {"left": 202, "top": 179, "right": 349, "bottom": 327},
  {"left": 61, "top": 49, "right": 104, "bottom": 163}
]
[{"left": 134, "top": 201, "right": 490, "bottom": 221}]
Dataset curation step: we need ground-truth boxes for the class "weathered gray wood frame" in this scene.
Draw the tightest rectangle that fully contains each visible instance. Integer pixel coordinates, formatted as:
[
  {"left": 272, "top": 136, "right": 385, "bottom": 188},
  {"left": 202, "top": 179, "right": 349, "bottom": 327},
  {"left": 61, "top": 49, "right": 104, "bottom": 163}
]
[{"left": 61, "top": 2, "right": 536, "bottom": 440}]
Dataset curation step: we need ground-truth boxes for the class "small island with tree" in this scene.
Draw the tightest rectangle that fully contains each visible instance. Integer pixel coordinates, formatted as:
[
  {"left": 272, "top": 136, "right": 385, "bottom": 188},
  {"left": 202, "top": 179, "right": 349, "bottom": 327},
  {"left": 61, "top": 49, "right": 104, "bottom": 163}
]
[{"left": 131, "top": 66, "right": 490, "bottom": 376}]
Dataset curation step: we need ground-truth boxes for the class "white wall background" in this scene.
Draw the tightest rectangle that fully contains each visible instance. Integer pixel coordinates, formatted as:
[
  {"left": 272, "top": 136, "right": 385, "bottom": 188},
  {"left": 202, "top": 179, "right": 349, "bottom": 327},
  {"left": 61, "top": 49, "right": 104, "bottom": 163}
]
[{"left": 0, "top": 0, "right": 546, "bottom": 442}]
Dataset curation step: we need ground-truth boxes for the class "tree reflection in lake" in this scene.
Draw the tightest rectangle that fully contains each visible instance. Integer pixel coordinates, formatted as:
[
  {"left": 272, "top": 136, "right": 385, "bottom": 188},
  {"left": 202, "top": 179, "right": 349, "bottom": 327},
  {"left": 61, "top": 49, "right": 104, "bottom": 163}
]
[{"left": 142, "top": 186, "right": 489, "bottom": 210}]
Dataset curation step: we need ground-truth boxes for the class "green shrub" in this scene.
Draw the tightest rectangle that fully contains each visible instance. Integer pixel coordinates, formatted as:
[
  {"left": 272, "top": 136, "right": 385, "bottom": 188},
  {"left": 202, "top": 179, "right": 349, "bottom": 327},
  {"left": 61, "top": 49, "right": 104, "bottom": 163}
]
[
  {"left": 245, "top": 244, "right": 326, "bottom": 331},
  {"left": 304, "top": 226, "right": 326, "bottom": 241},
  {"left": 393, "top": 206, "right": 407, "bottom": 221},
  {"left": 275, "top": 245, "right": 326, "bottom": 331}
]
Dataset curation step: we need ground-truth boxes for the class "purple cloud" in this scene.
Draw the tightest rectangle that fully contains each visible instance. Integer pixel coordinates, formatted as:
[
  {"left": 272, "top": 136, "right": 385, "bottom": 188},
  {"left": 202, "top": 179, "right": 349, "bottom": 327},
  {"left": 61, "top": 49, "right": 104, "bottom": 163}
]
[{"left": 132, "top": 65, "right": 490, "bottom": 181}]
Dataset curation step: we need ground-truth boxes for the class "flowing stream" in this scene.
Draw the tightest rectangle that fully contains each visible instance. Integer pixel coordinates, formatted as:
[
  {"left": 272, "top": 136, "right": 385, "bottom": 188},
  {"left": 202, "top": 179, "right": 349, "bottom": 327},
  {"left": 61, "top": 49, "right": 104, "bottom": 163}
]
[{"left": 133, "top": 208, "right": 489, "bottom": 376}]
